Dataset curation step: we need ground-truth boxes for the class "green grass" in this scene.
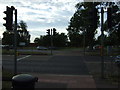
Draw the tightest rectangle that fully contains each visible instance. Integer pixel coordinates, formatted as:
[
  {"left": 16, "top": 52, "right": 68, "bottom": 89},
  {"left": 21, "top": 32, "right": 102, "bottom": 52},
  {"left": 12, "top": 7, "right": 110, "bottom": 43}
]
[
  {"left": 58, "top": 47, "right": 83, "bottom": 51},
  {"left": 2, "top": 81, "right": 12, "bottom": 89},
  {"left": 85, "top": 51, "right": 100, "bottom": 56},
  {"left": 18, "top": 47, "right": 35, "bottom": 49},
  {"left": 2, "top": 50, "right": 14, "bottom": 55},
  {"left": 2, "top": 49, "right": 49, "bottom": 55},
  {"left": 85, "top": 60, "right": 120, "bottom": 85},
  {"left": 2, "top": 69, "right": 14, "bottom": 89},
  {"left": 2, "top": 69, "right": 14, "bottom": 78},
  {"left": 85, "top": 49, "right": 120, "bottom": 56},
  {"left": 17, "top": 51, "right": 49, "bottom": 55}
]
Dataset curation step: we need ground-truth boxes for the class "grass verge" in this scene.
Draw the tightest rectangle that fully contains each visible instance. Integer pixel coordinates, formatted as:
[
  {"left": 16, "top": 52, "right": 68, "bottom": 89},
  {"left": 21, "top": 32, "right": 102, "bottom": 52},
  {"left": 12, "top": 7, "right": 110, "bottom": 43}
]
[
  {"left": 2, "top": 49, "right": 50, "bottom": 55},
  {"left": 2, "top": 69, "right": 14, "bottom": 89},
  {"left": 85, "top": 61, "right": 119, "bottom": 88}
]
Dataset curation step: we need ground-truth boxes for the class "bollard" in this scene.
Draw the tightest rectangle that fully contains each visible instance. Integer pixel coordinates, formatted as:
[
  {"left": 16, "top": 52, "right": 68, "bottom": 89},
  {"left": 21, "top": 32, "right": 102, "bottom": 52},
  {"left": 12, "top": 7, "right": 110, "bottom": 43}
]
[{"left": 12, "top": 74, "right": 38, "bottom": 90}]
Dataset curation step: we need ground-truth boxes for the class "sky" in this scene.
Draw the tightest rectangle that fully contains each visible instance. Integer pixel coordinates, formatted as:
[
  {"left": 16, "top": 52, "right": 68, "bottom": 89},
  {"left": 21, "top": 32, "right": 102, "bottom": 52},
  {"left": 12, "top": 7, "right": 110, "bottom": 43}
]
[
  {"left": 0, "top": 0, "right": 119, "bottom": 43},
  {"left": 0, "top": 0, "right": 83, "bottom": 42}
]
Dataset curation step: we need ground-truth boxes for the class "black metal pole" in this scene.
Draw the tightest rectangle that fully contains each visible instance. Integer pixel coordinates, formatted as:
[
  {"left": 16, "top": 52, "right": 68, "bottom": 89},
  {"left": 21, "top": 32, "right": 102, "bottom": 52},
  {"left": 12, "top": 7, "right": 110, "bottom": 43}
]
[
  {"left": 101, "top": 7, "right": 104, "bottom": 79},
  {"left": 14, "top": 9, "right": 17, "bottom": 75},
  {"left": 50, "top": 29, "right": 53, "bottom": 55},
  {"left": 83, "top": 29, "right": 85, "bottom": 56}
]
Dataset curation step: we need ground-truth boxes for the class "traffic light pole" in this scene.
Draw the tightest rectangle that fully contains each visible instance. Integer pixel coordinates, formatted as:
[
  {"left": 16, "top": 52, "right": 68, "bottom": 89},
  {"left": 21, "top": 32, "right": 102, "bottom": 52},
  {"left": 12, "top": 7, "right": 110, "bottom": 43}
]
[
  {"left": 14, "top": 9, "right": 17, "bottom": 75},
  {"left": 50, "top": 29, "right": 53, "bottom": 55},
  {"left": 101, "top": 7, "right": 104, "bottom": 79},
  {"left": 83, "top": 29, "right": 86, "bottom": 56}
]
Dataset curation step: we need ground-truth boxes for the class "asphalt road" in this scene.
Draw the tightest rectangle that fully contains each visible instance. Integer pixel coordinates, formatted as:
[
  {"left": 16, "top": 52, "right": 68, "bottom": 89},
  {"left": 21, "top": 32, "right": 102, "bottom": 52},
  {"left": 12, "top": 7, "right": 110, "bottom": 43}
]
[{"left": 2, "top": 55, "right": 89, "bottom": 75}]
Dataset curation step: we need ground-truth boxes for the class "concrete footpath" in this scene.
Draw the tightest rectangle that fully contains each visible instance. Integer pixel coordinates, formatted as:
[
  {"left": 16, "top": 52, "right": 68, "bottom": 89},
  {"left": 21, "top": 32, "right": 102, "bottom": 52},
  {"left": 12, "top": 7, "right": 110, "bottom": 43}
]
[{"left": 30, "top": 73, "right": 96, "bottom": 88}]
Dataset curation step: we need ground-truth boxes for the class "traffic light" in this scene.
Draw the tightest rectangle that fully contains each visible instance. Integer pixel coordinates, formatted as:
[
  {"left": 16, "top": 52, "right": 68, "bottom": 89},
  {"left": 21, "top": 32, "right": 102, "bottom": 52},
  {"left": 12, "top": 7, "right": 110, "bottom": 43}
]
[
  {"left": 53, "top": 28, "right": 56, "bottom": 36},
  {"left": 107, "top": 8, "right": 112, "bottom": 28},
  {"left": 3, "top": 6, "right": 13, "bottom": 31},
  {"left": 89, "top": 8, "right": 98, "bottom": 29},
  {"left": 46, "top": 29, "right": 50, "bottom": 35}
]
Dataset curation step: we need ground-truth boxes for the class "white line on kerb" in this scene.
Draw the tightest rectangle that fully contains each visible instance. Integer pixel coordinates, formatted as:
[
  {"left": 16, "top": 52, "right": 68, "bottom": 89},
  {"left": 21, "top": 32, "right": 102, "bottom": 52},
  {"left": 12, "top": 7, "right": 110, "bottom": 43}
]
[{"left": 17, "top": 55, "right": 31, "bottom": 61}]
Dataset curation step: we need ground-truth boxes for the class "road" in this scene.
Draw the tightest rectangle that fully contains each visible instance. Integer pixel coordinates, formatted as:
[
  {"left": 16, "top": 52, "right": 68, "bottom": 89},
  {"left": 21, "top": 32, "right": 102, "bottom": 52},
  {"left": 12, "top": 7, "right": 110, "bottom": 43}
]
[
  {"left": 2, "top": 54, "right": 89, "bottom": 75},
  {"left": 3, "top": 50, "right": 118, "bottom": 88}
]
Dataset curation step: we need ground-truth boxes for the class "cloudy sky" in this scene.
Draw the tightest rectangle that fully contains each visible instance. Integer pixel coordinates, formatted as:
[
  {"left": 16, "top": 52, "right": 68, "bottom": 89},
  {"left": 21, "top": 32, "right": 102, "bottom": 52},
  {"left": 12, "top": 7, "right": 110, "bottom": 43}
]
[
  {"left": 0, "top": 0, "right": 119, "bottom": 42},
  {"left": 0, "top": 0, "right": 83, "bottom": 42}
]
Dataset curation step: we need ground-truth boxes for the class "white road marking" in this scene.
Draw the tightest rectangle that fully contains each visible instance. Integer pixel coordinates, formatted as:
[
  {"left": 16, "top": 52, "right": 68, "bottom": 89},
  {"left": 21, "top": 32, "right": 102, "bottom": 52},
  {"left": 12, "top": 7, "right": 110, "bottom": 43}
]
[{"left": 17, "top": 55, "right": 31, "bottom": 61}]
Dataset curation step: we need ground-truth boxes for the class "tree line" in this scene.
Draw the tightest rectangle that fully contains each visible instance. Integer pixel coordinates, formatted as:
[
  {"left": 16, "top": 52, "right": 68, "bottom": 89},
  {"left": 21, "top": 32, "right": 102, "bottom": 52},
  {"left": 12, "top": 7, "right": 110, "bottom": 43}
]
[{"left": 34, "top": 31, "right": 68, "bottom": 47}]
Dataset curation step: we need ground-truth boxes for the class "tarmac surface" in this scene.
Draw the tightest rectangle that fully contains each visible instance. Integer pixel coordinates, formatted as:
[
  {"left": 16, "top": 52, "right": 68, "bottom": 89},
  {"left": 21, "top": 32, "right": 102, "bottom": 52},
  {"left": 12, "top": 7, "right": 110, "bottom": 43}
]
[{"left": 2, "top": 49, "right": 119, "bottom": 89}]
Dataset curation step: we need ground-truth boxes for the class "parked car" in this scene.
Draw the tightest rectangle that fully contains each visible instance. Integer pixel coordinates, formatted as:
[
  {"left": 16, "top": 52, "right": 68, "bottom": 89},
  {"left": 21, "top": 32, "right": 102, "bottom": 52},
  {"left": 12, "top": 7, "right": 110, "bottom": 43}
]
[
  {"left": 115, "top": 55, "right": 120, "bottom": 67},
  {"left": 115, "top": 55, "right": 120, "bottom": 63},
  {"left": 2, "top": 45, "right": 9, "bottom": 49},
  {"left": 36, "top": 46, "right": 48, "bottom": 50},
  {"left": 48, "top": 46, "right": 58, "bottom": 50},
  {"left": 93, "top": 45, "right": 101, "bottom": 50}
]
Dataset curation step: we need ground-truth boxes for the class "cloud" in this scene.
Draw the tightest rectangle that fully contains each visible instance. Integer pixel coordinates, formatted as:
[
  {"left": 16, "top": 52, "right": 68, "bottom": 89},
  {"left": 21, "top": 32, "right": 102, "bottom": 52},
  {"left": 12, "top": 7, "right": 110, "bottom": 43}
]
[
  {"left": 16, "top": 0, "right": 78, "bottom": 28},
  {"left": 1, "top": 0, "right": 78, "bottom": 24},
  {"left": 0, "top": 0, "right": 81, "bottom": 42}
]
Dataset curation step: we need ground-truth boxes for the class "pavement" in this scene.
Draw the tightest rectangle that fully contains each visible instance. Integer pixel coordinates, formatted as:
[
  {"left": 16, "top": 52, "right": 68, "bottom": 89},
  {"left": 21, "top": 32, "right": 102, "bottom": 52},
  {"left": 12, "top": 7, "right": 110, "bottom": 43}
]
[{"left": 30, "top": 73, "right": 96, "bottom": 88}]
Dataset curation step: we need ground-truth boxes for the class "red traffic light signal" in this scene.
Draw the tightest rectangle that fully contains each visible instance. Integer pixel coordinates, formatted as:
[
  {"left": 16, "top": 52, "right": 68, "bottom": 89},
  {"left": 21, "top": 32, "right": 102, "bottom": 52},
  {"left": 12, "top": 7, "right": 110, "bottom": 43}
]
[{"left": 3, "top": 6, "right": 13, "bottom": 31}]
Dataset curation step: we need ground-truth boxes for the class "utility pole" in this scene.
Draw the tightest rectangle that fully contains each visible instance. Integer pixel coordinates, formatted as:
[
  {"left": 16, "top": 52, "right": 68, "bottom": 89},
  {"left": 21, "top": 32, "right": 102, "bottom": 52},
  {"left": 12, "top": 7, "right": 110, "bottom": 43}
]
[
  {"left": 101, "top": 7, "right": 104, "bottom": 79},
  {"left": 14, "top": 9, "right": 17, "bottom": 75}
]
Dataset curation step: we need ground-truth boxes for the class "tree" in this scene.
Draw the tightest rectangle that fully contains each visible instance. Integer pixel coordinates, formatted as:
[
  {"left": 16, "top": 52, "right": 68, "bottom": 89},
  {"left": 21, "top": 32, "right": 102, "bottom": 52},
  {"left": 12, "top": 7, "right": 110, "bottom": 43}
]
[
  {"left": 68, "top": 32, "right": 83, "bottom": 47},
  {"left": 2, "top": 20, "right": 31, "bottom": 46},
  {"left": 103, "top": 2, "right": 120, "bottom": 46},
  {"left": 34, "top": 38, "right": 40, "bottom": 44},
  {"left": 53, "top": 33, "right": 68, "bottom": 47},
  {"left": 67, "top": 2, "right": 100, "bottom": 48},
  {"left": 34, "top": 32, "right": 68, "bottom": 47},
  {"left": 2, "top": 31, "right": 14, "bottom": 45},
  {"left": 17, "top": 20, "right": 31, "bottom": 46}
]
